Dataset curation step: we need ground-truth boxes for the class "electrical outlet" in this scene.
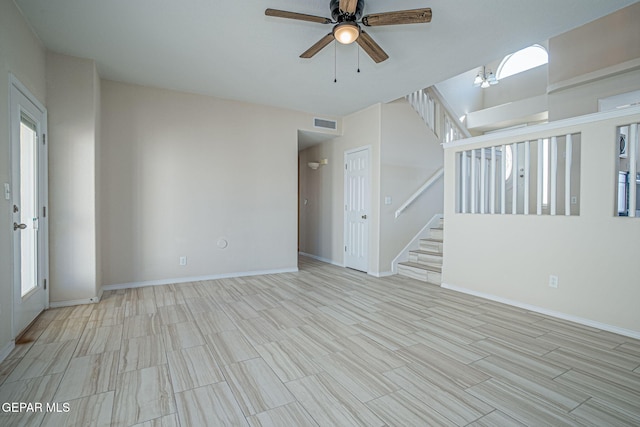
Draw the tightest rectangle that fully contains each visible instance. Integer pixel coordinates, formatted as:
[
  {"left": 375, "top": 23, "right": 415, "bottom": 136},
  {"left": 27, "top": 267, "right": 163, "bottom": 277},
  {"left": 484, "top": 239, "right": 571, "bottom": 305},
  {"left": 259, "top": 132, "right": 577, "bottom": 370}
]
[
  {"left": 549, "top": 275, "right": 558, "bottom": 288},
  {"left": 179, "top": 256, "right": 187, "bottom": 266},
  {"left": 571, "top": 196, "right": 577, "bottom": 204}
]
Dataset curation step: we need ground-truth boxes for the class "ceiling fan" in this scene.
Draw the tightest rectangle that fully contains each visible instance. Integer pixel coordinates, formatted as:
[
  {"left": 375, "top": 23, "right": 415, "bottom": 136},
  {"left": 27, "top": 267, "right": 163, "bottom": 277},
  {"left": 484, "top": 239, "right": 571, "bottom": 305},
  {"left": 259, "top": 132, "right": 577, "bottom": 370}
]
[{"left": 265, "top": 0, "right": 432, "bottom": 63}]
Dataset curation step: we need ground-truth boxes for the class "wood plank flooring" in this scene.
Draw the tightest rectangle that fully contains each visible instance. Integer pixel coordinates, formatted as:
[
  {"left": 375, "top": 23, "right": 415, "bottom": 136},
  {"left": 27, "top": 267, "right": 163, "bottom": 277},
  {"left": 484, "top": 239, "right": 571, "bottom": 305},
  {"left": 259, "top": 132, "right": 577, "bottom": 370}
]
[{"left": 1, "top": 256, "right": 639, "bottom": 426}]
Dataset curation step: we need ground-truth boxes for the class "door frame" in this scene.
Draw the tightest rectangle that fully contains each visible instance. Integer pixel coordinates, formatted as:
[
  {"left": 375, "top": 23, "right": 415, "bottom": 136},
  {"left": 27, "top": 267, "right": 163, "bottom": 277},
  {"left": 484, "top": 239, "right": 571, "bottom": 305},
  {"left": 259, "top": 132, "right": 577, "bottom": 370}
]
[
  {"left": 343, "top": 145, "right": 371, "bottom": 272},
  {"left": 9, "top": 74, "right": 49, "bottom": 338}
]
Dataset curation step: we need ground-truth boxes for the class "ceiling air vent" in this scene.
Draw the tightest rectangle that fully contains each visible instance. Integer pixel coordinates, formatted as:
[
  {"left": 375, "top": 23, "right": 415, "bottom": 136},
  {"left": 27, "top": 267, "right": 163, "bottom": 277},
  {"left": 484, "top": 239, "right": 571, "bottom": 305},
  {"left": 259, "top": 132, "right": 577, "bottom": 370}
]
[{"left": 314, "top": 118, "right": 337, "bottom": 130}]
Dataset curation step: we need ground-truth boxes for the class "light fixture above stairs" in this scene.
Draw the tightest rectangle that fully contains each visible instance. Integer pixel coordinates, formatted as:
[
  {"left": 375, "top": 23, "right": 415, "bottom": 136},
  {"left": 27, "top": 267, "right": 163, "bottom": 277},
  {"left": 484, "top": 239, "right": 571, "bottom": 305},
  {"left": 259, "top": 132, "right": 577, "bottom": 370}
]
[{"left": 473, "top": 66, "right": 498, "bottom": 88}]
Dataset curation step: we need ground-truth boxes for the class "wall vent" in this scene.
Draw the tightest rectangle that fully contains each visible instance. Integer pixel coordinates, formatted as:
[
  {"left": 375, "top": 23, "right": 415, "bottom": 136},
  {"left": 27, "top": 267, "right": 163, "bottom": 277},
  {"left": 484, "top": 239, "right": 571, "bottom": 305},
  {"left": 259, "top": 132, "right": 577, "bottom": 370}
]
[{"left": 314, "top": 118, "right": 337, "bottom": 130}]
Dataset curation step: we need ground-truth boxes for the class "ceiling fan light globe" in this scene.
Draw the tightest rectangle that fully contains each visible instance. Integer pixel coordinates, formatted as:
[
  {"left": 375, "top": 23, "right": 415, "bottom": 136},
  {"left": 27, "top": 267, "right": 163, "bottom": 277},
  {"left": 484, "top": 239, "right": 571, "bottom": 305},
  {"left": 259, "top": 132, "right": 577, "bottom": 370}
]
[{"left": 334, "top": 23, "right": 360, "bottom": 44}]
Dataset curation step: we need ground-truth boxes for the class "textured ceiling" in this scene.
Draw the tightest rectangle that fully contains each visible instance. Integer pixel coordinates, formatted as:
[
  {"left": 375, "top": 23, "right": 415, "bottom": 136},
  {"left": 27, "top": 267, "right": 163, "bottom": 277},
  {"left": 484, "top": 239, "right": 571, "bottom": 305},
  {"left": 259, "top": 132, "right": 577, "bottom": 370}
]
[{"left": 15, "top": 0, "right": 636, "bottom": 117}]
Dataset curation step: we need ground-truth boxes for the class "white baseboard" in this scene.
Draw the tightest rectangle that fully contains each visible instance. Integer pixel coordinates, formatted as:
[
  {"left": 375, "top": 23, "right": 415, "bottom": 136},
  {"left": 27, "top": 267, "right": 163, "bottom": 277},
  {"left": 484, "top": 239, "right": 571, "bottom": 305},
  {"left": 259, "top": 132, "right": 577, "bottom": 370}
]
[
  {"left": 0, "top": 340, "right": 16, "bottom": 364},
  {"left": 371, "top": 271, "right": 394, "bottom": 278},
  {"left": 441, "top": 282, "right": 640, "bottom": 340},
  {"left": 49, "top": 296, "right": 100, "bottom": 308},
  {"left": 102, "top": 267, "right": 299, "bottom": 292},
  {"left": 298, "top": 252, "right": 343, "bottom": 268}
]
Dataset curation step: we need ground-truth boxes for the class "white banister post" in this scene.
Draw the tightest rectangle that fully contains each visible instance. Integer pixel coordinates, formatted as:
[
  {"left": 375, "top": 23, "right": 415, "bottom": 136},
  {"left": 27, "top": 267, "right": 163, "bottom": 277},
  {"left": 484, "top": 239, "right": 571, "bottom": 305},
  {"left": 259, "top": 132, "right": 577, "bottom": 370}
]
[
  {"left": 501, "top": 145, "right": 506, "bottom": 214},
  {"left": 550, "top": 136, "right": 558, "bottom": 215},
  {"left": 490, "top": 146, "right": 496, "bottom": 214},
  {"left": 537, "top": 138, "right": 543, "bottom": 215},
  {"left": 471, "top": 149, "right": 477, "bottom": 213},
  {"left": 512, "top": 143, "right": 518, "bottom": 214},
  {"left": 524, "top": 141, "right": 530, "bottom": 215},
  {"left": 480, "top": 148, "right": 486, "bottom": 213},
  {"left": 565, "top": 134, "right": 573, "bottom": 216},
  {"left": 629, "top": 124, "right": 638, "bottom": 217}
]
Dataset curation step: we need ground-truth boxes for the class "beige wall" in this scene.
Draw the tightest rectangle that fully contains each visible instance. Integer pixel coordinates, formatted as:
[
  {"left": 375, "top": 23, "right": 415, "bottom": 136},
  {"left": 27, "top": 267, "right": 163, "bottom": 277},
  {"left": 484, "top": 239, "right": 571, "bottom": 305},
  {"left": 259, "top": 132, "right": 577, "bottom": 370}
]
[
  {"left": 444, "top": 110, "right": 640, "bottom": 334},
  {"left": 548, "top": 2, "right": 640, "bottom": 121},
  {"left": 379, "top": 99, "right": 444, "bottom": 273},
  {"left": 298, "top": 104, "right": 382, "bottom": 272},
  {"left": 298, "top": 100, "right": 444, "bottom": 275},
  {"left": 100, "top": 80, "right": 331, "bottom": 286},
  {"left": 46, "top": 52, "right": 101, "bottom": 303},
  {"left": 549, "top": 3, "right": 640, "bottom": 85},
  {"left": 0, "top": 0, "right": 46, "bottom": 353}
]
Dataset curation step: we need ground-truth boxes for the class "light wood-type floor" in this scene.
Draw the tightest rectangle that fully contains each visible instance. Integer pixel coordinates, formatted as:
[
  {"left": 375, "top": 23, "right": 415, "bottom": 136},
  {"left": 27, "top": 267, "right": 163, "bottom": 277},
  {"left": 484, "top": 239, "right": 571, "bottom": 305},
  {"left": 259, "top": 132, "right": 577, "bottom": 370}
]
[{"left": 1, "top": 256, "right": 640, "bottom": 426}]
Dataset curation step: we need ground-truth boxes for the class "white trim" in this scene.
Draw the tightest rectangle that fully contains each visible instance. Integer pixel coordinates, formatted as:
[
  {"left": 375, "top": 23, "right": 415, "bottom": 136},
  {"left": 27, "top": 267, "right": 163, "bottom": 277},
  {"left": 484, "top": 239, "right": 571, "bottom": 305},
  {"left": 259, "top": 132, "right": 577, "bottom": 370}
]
[
  {"left": 102, "top": 267, "right": 299, "bottom": 291},
  {"left": 298, "top": 252, "right": 343, "bottom": 267},
  {"left": 444, "top": 105, "right": 640, "bottom": 150},
  {"left": 0, "top": 340, "right": 16, "bottom": 364},
  {"left": 370, "top": 271, "right": 394, "bottom": 278},
  {"left": 441, "top": 282, "right": 640, "bottom": 340},
  {"left": 10, "top": 74, "right": 46, "bottom": 112},
  {"left": 9, "top": 74, "right": 49, "bottom": 338},
  {"left": 548, "top": 58, "right": 640, "bottom": 95},
  {"left": 49, "top": 297, "right": 100, "bottom": 308}
]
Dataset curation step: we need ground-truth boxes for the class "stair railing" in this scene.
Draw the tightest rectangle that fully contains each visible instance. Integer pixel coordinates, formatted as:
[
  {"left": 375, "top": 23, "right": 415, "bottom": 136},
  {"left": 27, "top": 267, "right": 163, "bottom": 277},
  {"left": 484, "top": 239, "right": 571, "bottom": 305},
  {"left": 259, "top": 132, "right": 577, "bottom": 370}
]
[
  {"left": 405, "top": 86, "right": 471, "bottom": 144},
  {"left": 395, "top": 167, "right": 444, "bottom": 219}
]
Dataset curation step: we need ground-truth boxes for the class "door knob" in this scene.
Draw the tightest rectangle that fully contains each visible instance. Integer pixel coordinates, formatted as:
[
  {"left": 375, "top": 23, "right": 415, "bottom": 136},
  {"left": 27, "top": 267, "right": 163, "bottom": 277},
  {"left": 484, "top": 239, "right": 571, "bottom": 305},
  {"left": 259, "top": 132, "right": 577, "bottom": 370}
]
[
  {"left": 13, "top": 222, "right": 26, "bottom": 231},
  {"left": 361, "top": 215, "right": 367, "bottom": 219}
]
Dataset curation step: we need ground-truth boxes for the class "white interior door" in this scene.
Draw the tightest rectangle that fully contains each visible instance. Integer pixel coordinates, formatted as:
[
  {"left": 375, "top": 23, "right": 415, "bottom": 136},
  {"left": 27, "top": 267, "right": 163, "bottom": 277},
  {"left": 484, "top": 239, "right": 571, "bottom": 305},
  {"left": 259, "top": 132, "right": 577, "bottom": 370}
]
[
  {"left": 10, "top": 77, "right": 48, "bottom": 337},
  {"left": 344, "top": 147, "right": 370, "bottom": 272}
]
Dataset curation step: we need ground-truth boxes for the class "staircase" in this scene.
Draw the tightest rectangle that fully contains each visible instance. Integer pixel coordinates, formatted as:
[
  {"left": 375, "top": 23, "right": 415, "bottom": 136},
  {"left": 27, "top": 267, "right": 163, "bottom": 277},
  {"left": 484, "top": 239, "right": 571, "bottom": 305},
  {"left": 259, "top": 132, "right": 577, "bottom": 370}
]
[
  {"left": 397, "top": 218, "right": 443, "bottom": 284},
  {"left": 393, "top": 86, "right": 468, "bottom": 285}
]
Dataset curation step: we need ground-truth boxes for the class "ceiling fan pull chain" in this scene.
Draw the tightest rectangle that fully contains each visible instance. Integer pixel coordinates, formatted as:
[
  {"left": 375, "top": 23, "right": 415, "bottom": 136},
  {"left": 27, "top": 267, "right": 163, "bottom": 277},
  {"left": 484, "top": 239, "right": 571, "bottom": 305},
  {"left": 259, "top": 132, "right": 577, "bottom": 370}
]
[
  {"left": 334, "top": 41, "right": 338, "bottom": 83},
  {"left": 357, "top": 45, "right": 360, "bottom": 73}
]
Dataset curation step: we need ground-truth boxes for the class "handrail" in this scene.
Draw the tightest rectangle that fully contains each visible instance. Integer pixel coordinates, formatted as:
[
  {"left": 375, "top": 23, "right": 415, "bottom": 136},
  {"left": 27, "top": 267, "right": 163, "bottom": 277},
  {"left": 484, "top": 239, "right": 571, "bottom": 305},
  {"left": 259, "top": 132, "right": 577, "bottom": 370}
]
[
  {"left": 405, "top": 86, "right": 471, "bottom": 144},
  {"left": 428, "top": 86, "right": 472, "bottom": 139},
  {"left": 395, "top": 167, "right": 444, "bottom": 218}
]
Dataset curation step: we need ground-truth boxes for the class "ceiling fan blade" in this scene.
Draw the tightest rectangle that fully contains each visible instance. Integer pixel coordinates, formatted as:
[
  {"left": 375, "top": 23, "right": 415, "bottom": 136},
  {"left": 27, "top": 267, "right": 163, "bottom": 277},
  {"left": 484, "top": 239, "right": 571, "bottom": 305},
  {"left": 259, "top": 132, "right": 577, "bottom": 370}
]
[
  {"left": 362, "top": 8, "right": 432, "bottom": 26},
  {"left": 265, "top": 8, "right": 332, "bottom": 24},
  {"left": 300, "top": 33, "right": 335, "bottom": 59},
  {"left": 339, "top": 0, "right": 358, "bottom": 14},
  {"left": 356, "top": 31, "right": 389, "bottom": 63}
]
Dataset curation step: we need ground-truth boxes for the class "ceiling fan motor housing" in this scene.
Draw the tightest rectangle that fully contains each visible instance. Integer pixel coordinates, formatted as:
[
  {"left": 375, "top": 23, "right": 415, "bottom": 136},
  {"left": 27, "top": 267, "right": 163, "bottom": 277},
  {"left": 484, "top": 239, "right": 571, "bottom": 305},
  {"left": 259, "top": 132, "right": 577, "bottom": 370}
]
[{"left": 330, "top": 0, "right": 364, "bottom": 22}]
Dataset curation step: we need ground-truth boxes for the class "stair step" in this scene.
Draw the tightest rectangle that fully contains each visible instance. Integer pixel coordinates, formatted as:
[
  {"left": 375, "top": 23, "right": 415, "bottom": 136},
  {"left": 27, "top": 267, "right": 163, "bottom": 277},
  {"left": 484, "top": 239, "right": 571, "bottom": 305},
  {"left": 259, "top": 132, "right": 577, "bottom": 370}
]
[
  {"left": 397, "top": 262, "right": 442, "bottom": 284},
  {"left": 408, "top": 249, "right": 443, "bottom": 267},
  {"left": 429, "top": 227, "right": 444, "bottom": 240},
  {"left": 419, "top": 238, "right": 443, "bottom": 253}
]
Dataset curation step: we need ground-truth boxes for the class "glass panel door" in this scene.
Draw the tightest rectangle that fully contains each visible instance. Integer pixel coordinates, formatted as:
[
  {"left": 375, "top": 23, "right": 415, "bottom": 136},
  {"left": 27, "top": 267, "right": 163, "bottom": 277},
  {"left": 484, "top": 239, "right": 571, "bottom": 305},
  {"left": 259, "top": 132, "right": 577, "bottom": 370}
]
[{"left": 19, "top": 113, "right": 39, "bottom": 297}]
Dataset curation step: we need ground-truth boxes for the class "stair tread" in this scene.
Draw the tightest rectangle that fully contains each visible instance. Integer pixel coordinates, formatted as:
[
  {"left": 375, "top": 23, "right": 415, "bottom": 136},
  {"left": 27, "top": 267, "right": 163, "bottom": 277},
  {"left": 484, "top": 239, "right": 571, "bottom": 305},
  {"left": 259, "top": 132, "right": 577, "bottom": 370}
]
[
  {"left": 420, "top": 237, "right": 443, "bottom": 243},
  {"left": 408, "top": 249, "right": 443, "bottom": 257},
  {"left": 398, "top": 261, "right": 442, "bottom": 273}
]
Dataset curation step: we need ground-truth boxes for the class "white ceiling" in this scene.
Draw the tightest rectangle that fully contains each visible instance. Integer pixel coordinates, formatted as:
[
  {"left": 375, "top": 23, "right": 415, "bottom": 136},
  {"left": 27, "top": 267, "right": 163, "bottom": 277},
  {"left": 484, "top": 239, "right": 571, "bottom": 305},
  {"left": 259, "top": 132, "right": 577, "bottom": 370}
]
[{"left": 15, "top": 0, "right": 636, "bottom": 117}]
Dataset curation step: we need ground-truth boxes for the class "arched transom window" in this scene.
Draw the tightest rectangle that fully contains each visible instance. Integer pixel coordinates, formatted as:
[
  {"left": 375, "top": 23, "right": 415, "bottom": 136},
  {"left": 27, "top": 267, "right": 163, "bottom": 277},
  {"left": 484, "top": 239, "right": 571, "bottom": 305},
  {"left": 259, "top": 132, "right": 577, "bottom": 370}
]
[{"left": 497, "top": 44, "right": 548, "bottom": 80}]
